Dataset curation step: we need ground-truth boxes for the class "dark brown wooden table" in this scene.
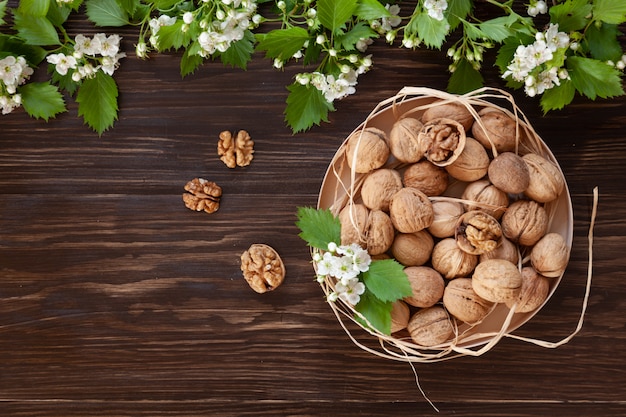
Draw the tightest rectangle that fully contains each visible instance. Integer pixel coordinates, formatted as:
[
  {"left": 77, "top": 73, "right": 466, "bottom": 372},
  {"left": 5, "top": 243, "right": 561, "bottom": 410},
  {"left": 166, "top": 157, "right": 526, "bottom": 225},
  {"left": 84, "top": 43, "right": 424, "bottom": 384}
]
[{"left": 1, "top": 7, "right": 625, "bottom": 417}]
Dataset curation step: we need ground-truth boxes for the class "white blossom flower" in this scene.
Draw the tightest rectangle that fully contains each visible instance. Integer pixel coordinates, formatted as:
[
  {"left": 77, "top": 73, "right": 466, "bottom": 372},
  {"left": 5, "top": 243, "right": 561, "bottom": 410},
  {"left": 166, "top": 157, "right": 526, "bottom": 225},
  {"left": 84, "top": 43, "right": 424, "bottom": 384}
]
[
  {"left": 183, "top": 12, "right": 194, "bottom": 25},
  {"left": 424, "top": 0, "right": 448, "bottom": 21},
  {"left": 95, "top": 33, "right": 121, "bottom": 57},
  {"left": 356, "top": 38, "right": 373, "bottom": 52},
  {"left": 381, "top": 4, "right": 401, "bottom": 32},
  {"left": 544, "top": 24, "right": 569, "bottom": 52},
  {"left": 135, "top": 41, "right": 148, "bottom": 58},
  {"left": 75, "top": 34, "right": 100, "bottom": 56},
  {"left": 46, "top": 53, "right": 78, "bottom": 76},
  {"left": 527, "top": 0, "right": 548, "bottom": 17},
  {"left": 335, "top": 277, "right": 366, "bottom": 305},
  {"left": 100, "top": 53, "right": 126, "bottom": 75}
]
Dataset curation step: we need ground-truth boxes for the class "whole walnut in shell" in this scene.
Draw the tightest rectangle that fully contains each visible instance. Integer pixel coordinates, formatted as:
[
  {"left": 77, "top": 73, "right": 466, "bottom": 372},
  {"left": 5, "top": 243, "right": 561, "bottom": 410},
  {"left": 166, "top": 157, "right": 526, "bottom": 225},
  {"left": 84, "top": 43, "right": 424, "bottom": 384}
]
[
  {"left": 479, "top": 236, "right": 519, "bottom": 265},
  {"left": 505, "top": 266, "right": 550, "bottom": 313},
  {"left": 431, "top": 237, "right": 478, "bottom": 279},
  {"left": 462, "top": 179, "right": 509, "bottom": 220},
  {"left": 345, "top": 127, "right": 390, "bottom": 174},
  {"left": 523, "top": 153, "right": 565, "bottom": 203},
  {"left": 530, "top": 232, "right": 569, "bottom": 278},
  {"left": 419, "top": 118, "right": 467, "bottom": 166},
  {"left": 365, "top": 210, "right": 395, "bottom": 256},
  {"left": 339, "top": 203, "right": 369, "bottom": 247},
  {"left": 422, "top": 101, "right": 474, "bottom": 132},
  {"left": 407, "top": 306, "right": 454, "bottom": 347},
  {"left": 403, "top": 266, "right": 445, "bottom": 308},
  {"left": 361, "top": 168, "right": 403, "bottom": 212},
  {"left": 488, "top": 152, "right": 530, "bottom": 194},
  {"left": 403, "top": 160, "right": 449, "bottom": 196},
  {"left": 390, "top": 300, "right": 410, "bottom": 333},
  {"left": 428, "top": 200, "right": 464, "bottom": 238},
  {"left": 501, "top": 199, "right": 548, "bottom": 246},
  {"left": 472, "top": 259, "right": 522, "bottom": 304},
  {"left": 445, "top": 137, "right": 490, "bottom": 182},
  {"left": 443, "top": 278, "right": 494, "bottom": 324},
  {"left": 391, "top": 230, "right": 434, "bottom": 267},
  {"left": 455, "top": 210, "right": 503, "bottom": 255},
  {"left": 389, "top": 117, "right": 427, "bottom": 163},
  {"left": 471, "top": 107, "right": 518, "bottom": 153},
  {"left": 389, "top": 187, "right": 434, "bottom": 233}
]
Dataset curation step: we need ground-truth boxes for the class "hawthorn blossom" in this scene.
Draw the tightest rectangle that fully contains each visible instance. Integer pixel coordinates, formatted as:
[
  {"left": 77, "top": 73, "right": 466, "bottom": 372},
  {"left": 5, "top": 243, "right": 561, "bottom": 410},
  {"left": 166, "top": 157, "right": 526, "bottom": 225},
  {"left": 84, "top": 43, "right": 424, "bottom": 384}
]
[
  {"left": 527, "top": 0, "right": 548, "bottom": 17},
  {"left": 46, "top": 53, "right": 77, "bottom": 76},
  {"left": 335, "top": 277, "right": 366, "bottom": 305},
  {"left": 424, "top": 0, "right": 448, "bottom": 21},
  {"left": 381, "top": 4, "right": 402, "bottom": 32}
]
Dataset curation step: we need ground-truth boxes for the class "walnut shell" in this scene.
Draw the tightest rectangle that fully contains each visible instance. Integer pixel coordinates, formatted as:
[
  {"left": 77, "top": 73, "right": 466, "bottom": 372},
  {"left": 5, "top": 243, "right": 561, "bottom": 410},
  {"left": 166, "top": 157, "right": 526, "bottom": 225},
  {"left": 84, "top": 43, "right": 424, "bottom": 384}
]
[
  {"left": 361, "top": 168, "right": 403, "bottom": 212},
  {"left": 389, "top": 117, "right": 427, "bottom": 163},
  {"left": 240, "top": 244, "right": 286, "bottom": 293},
  {"left": 472, "top": 259, "right": 522, "bottom": 304},
  {"left": 345, "top": 127, "right": 390, "bottom": 174},
  {"left": 403, "top": 266, "right": 445, "bottom": 308},
  {"left": 419, "top": 118, "right": 467, "bottom": 166},
  {"left": 501, "top": 200, "right": 548, "bottom": 247},
  {"left": 479, "top": 236, "right": 519, "bottom": 265},
  {"left": 365, "top": 210, "right": 395, "bottom": 256},
  {"left": 428, "top": 200, "right": 465, "bottom": 238},
  {"left": 391, "top": 230, "right": 434, "bottom": 267},
  {"left": 390, "top": 300, "right": 410, "bottom": 333},
  {"left": 431, "top": 237, "right": 478, "bottom": 279},
  {"left": 445, "top": 137, "right": 490, "bottom": 182},
  {"left": 505, "top": 266, "right": 550, "bottom": 313},
  {"left": 407, "top": 306, "right": 454, "bottom": 347},
  {"left": 462, "top": 179, "right": 509, "bottom": 220},
  {"left": 530, "top": 232, "right": 569, "bottom": 278},
  {"left": 488, "top": 152, "right": 530, "bottom": 194},
  {"left": 443, "top": 278, "right": 494, "bottom": 324},
  {"left": 455, "top": 210, "right": 503, "bottom": 255},
  {"left": 523, "top": 153, "right": 565, "bottom": 203},
  {"left": 338, "top": 203, "right": 369, "bottom": 247},
  {"left": 389, "top": 187, "right": 434, "bottom": 233},
  {"left": 471, "top": 107, "right": 518, "bottom": 153},
  {"left": 402, "top": 160, "right": 449, "bottom": 196},
  {"left": 422, "top": 101, "right": 474, "bottom": 132}
]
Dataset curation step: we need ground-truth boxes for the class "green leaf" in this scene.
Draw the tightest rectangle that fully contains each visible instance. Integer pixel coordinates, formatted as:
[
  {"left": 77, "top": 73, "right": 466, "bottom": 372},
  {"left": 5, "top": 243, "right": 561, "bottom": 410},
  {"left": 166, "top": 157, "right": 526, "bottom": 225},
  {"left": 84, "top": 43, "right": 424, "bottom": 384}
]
[
  {"left": 447, "top": 58, "right": 484, "bottom": 94},
  {"left": 13, "top": 11, "right": 61, "bottom": 45},
  {"left": 355, "top": 0, "right": 390, "bottom": 21},
  {"left": 447, "top": 0, "right": 471, "bottom": 30},
  {"left": 118, "top": 0, "right": 140, "bottom": 14},
  {"left": 593, "top": 0, "right": 626, "bottom": 24},
  {"left": 354, "top": 290, "right": 392, "bottom": 335},
  {"left": 0, "top": 34, "right": 48, "bottom": 65},
  {"left": 584, "top": 23, "right": 623, "bottom": 61},
  {"left": 415, "top": 12, "right": 449, "bottom": 49},
  {"left": 180, "top": 47, "right": 204, "bottom": 77},
  {"left": 0, "top": 0, "right": 7, "bottom": 25},
  {"left": 495, "top": 36, "right": 525, "bottom": 73},
  {"left": 219, "top": 30, "right": 255, "bottom": 69},
  {"left": 317, "top": 0, "right": 358, "bottom": 34},
  {"left": 255, "top": 27, "right": 309, "bottom": 61},
  {"left": 76, "top": 71, "right": 119, "bottom": 135},
  {"left": 549, "top": 0, "right": 592, "bottom": 32},
  {"left": 85, "top": 0, "right": 129, "bottom": 27},
  {"left": 361, "top": 259, "right": 411, "bottom": 303},
  {"left": 336, "top": 22, "right": 377, "bottom": 51},
  {"left": 567, "top": 56, "right": 624, "bottom": 99},
  {"left": 46, "top": 1, "right": 72, "bottom": 26},
  {"left": 296, "top": 207, "right": 341, "bottom": 250},
  {"left": 20, "top": 82, "right": 66, "bottom": 121},
  {"left": 50, "top": 65, "right": 79, "bottom": 95},
  {"left": 18, "top": 0, "right": 50, "bottom": 16},
  {"left": 151, "top": 0, "right": 179, "bottom": 9},
  {"left": 285, "top": 82, "right": 334, "bottom": 133},
  {"left": 461, "top": 19, "right": 486, "bottom": 41},
  {"left": 155, "top": 20, "right": 189, "bottom": 50},
  {"left": 479, "top": 16, "right": 516, "bottom": 42},
  {"left": 540, "top": 80, "right": 576, "bottom": 113}
]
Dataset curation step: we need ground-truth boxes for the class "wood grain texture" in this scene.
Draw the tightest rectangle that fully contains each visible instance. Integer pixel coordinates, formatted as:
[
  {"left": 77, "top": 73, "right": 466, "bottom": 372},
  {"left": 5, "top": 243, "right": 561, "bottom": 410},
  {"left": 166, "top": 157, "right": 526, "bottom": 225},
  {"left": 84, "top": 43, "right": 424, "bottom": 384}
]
[{"left": 1, "top": 3, "right": 626, "bottom": 416}]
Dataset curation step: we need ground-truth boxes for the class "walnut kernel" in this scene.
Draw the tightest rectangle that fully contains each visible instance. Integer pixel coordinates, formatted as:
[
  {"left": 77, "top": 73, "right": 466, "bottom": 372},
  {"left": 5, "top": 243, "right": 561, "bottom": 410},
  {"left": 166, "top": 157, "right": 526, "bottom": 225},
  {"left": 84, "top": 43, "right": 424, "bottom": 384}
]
[
  {"left": 240, "top": 244, "right": 286, "bottom": 293},
  {"left": 218, "top": 130, "right": 254, "bottom": 168},
  {"left": 419, "top": 118, "right": 467, "bottom": 166},
  {"left": 182, "top": 178, "right": 222, "bottom": 214},
  {"left": 455, "top": 210, "right": 503, "bottom": 255}
]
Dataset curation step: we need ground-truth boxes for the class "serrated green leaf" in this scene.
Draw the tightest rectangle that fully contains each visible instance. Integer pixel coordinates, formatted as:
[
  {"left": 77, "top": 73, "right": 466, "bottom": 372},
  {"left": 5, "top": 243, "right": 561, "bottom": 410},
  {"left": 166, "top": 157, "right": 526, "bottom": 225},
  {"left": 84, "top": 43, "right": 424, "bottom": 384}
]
[
  {"left": 337, "top": 22, "right": 376, "bottom": 51},
  {"left": 46, "top": 1, "right": 72, "bottom": 26},
  {"left": 296, "top": 207, "right": 341, "bottom": 250},
  {"left": 361, "top": 259, "right": 411, "bottom": 303},
  {"left": 303, "top": 41, "right": 322, "bottom": 65},
  {"left": 447, "top": 58, "right": 484, "bottom": 94},
  {"left": 118, "top": 0, "right": 139, "bottom": 14},
  {"left": 130, "top": 3, "right": 150, "bottom": 20},
  {"left": 567, "top": 56, "right": 624, "bottom": 99},
  {"left": 584, "top": 23, "right": 623, "bottom": 61},
  {"left": 354, "top": 290, "right": 392, "bottom": 335},
  {"left": 151, "top": 0, "right": 179, "bottom": 9},
  {"left": 540, "top": 80, "right": 576, "bottom": 113},
  {"left": 0, "top": 0, "right": 7, "bottom": 25},
  {"left": 355, "top": 0, "right": 390, "bottom": 21},
  {"left": 85, "top": 0, "right": 129, "bottom": 27},
  {"left": 13, "top": 11, "right": 61, "bottom": 45},
  {"left": 155, "top": 20, "right": 189, "bottom": 50},
  {"left": 593, "top": 0, "right": 626, "bottom": 24},
  {"left": 549, "top": 0, "right": 592, "bottom": 32},
  {"left": 18, "top": 0, "right": 49, "bottom": 16},
  {"left": 285, "top": 83, "right": 334, "bottom": 133},
  {"left": 447, "top": 0, "right": 471, "bottom": 30},
  {"left": 20, "top": 81, "right": 66, "bottom": 120},
  {"left": 415, "top": 12, "right": 449, "bottom": 49},
  {"left": 76, "top": 71, "right": 119, "bottom": 135},
  {"left": 461, "top": 19, "right": 486, "bottom": 41},
  {"left": 479, "top": 16, "right": 515, "bottom": 42},
  {"left": 495, "top": 36, "right": 524, "bottom": 73},
  {"left": 219, "top": 30, "right": 255, "bottom": 69},
  {"left": 255, "top": 27, "right": 309, "bottom": 60},
  {"left": 180, "top": 47, "right": 204, "bottom": 77},
  {"left": 50, "top": 65, "right": 79, "bottom": 95},
  {"left": 0, "top": 34, "right": 48, "bottom": 65},
  {"left": 318, "top": 0, "right": 358, "bottom": 34}
]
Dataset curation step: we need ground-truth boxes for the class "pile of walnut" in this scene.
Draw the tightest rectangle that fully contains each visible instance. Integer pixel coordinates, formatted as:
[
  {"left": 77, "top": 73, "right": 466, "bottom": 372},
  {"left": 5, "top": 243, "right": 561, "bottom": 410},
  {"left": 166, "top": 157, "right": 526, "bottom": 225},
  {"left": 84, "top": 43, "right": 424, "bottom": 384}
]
[{"left": 340, "top": 102, "right": 569, "bottom": 348}]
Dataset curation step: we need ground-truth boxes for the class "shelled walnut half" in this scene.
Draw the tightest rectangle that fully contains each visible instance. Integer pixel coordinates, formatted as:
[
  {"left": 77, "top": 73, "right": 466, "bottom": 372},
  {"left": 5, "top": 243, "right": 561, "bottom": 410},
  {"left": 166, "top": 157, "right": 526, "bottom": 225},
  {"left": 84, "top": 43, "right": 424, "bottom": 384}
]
[
  {"left": 182, "top": 178, "right": 222, "bottom": 214},
  {"left": 218, "top": 130, "right": 255, "bottom": 168},
  {"left": 240, "top": 244, "right": 286, "bottom": 293}
]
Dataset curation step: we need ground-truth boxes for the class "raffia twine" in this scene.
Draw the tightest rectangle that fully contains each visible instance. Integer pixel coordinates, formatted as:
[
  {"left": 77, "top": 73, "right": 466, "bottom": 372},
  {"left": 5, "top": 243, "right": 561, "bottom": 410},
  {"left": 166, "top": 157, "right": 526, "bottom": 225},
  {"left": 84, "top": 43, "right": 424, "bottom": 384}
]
[{"left": 316, "top": 87, "right": 598, "bottom": 365}]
